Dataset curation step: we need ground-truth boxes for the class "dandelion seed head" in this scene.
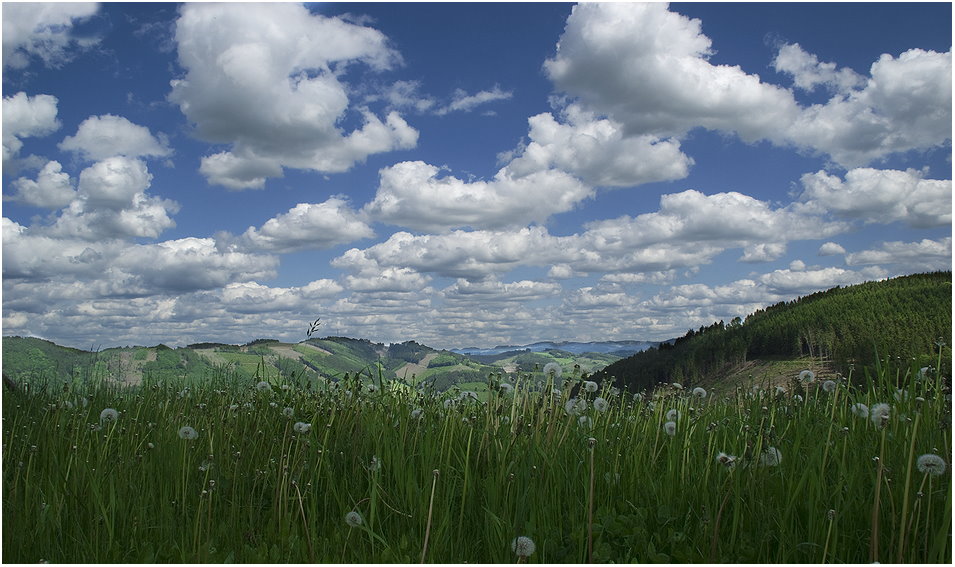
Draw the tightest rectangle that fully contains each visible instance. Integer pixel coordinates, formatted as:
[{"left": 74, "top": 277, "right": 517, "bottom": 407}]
[
  {"left": 293, "top": 422, "right": 311, "bottom": 434},
  {"left": 499, "top": 382, "right": 514, "bottom": 395},
  {"left": 564, "top": 397, "right": 587, "bottom": 415},
  {"left": 368, "top": 455, "right": 381, "bottom": 473},
  {"left": 366, "top": 383, "right": 380, "bottom": 394},
  {"left": 593, "top": 397, "right": 609, "bottom": 412},
  {"left": 99, "top": 408, "right": 119, "bottom": 424},
  {"left": 799, "top": 370, "right": 816, "bottom": 383},
  {"left": 583, "top": 380, "right": 598, "bottom": 393},
  {"left": 542, "top": 362, "right": 562, "bottom": 379},
  {"left": 916, "top": 453, "right": 946, "bottom": 476},
  {"left": 511, "top": 536, "right": 536, "bottom": 557},
  {"left": 666, "top": 408, "right": 680, "bottom": 421},
  {"left": 716, "top": 452, "right": 737, "bottom": 469},
  {"left": 870, "top": 403, "right": 890, "bottom": 427},
  {"left": 760, "top": 446, "right": 782, "bottom": 467},
  {"left": 893, "top": 389, "right": 908, "bottom": 402},
  {"left": 578, "top": 415, "right": 593, "bottom": 428},
  {"left": 344, "top": 510, "right": 363, "bottom": 527},
  {"left": 663, "top": 421, "right": 677, "bottom": 436},
  {"left": 851, "top": 403, "right": 869, "bottom": 418},
  {"left": 410, "top": 408, "right": 424, "bottom": 419},
  {"left": 255, "top": 381, "right": 271, "bottom": 392},
  {"left": 692, "top": 387, "right": 707, "bottom": 399},
  {"left": 282, "top": 407, "right": 294, "bottom": 418},
  {"left": 822, "top": 380, "right": 836, "bottom": 393},
  {"left": 178, "top": 426, "right": 198, "bottom": 440}
]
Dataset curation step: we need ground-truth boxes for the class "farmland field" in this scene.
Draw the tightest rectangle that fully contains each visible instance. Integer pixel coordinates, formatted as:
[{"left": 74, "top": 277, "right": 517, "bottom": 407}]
[{"left": 2, "top": 354, "right": 951, "bottom": 563}]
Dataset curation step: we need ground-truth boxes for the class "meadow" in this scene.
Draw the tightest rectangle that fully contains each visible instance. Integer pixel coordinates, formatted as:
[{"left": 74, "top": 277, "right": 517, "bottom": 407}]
[{"left": 2, "top": 354, "right": 951, "bottom": 563}]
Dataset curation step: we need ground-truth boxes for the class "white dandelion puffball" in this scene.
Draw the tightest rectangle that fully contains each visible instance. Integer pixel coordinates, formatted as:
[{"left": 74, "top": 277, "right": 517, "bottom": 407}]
[
  {"left": 459, "top": 390, "right": 479, "bottom": 402},
  {"left": 293, "top": 422, "right": 311, "bottom": 434},
  {"left": 367, "top": 383, "right": 380, "bottom": 394},
  {"left": 671, "top": 382, "right": 683, "bottom": 390},
  {"left": 255, "top": 381, "right": 271, "bottom": 392},
  {"left": 760, "top": 446, "right": 783, "bottom": 467},
  {"left": 583, "top": 380, "right": 598, "bottom": 393},
  {"left": 663, "top": 421, "right": 677, "bottom": 436},
  {"left": 716, "top": 452, "right": 737, "bottom": 469},
  {"left": 916, "top": 453, "right": 946, "bottom": 476},
  {"left": 344, "top": 510, "right": 363, "bottom": 527},
  {"left": 410, "top": 408, "right": 424, "bottom": 419},
  {"left": 564, "top": 397, "right": 587, "bottom": 415},
  {"left": 774, "top": 386, "right": 786, "bottom": 396},
  {"left": 799, "top": 370, "right": 816, "bottom": 383},
  {"left": 793, "top": 394, "right": 804, "bottom": 403},
  {"left": 499, "top": 382, "right": 514, "bottom": 395},
  {"left": 917, "top": 366, "right": 931, "bottom": 380},
  {"left": 870, "top": 403, "right": 890, "bottom": 426},
  {"left": 542, "top": 362, "right": 562, "bottom": 379},
  {"left": 593, "top": 397, "right": 609, "bottom": 412},
  {"left": 692, "top": 387, "right": 707, "bottom": 399},
  {"left": 851, "top": 403, "right": 869, "bottom": 418},
  {"left": 282, "top": 407, "right": 294, "bottom": 418},
  {"left": 178, "top": 426, "right": 199, "bottom": 440},
  {"left": 99, "top": 408, "right": 119, "bottom": 424},
  {"left": 552, "top": 388, "right": 562, "bottom": 396},
  {"left": 511, "top": 536, "right": 536, "bottom": 557},
  {"left": 822, "top": 380, "right": 836, "bottom": 393},
  {"left": 368, "top": 455, "right": 381, "bottom": 473},
  {"left": 893, "top": 389, "right": 908, "bottom": 402},
  {"left": 633, "top": 393, "right": 644, "bottom": 402},
  {"left": 578, "top": 415, "right": 593, "bottom": 428},
  {"left": 666, "top": 408, "right": 680, "bottom": 421}
]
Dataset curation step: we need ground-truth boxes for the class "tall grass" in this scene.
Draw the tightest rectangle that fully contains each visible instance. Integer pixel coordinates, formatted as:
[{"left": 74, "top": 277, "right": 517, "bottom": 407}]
[{"left": 2, "top": 354, "right": 950, "bottom": 563}]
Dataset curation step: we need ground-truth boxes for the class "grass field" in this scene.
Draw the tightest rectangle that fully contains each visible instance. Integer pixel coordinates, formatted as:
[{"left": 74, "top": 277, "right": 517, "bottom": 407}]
[{"left": 2, "top": 354, "right": 951, "bottom": 563}]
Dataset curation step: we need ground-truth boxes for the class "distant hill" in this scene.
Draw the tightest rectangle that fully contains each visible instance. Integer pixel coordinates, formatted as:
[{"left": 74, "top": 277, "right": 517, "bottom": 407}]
[
  {"left": 452, "top": 340, "right": 659, "bottom": 357},
  {"left": 1, "top": 334, "right": 628, "bottom": 392},
  {"left": 593, "top": 271, "right": 952, "bottom": 393}
]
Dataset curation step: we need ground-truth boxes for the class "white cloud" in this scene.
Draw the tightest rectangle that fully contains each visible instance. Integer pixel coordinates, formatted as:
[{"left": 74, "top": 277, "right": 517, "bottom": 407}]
[
  {"left": 503, "top": 106, "right": 692, "bottom": 188},
  {"left": 739, "top": 243, "right": 787, "bottom": 263},
  {"left": 799, "top": 168, "right": 951, "bottom": 228},
  {"left": 237, "top": 197, "right": 374, "bottom": 253},
  {"left": 758, "top": 266, "right": 886, "bottom": 295},
  {"left": 169, "top": 3, "right": 418, "bottom": 189},
  {"left": 435, "top": 86, "right": 512, "bottom": 115},
  {"left": 2, "top": 92, "right": 60, "bottom": 167},
  {"left": 2, "top": 2, "right": 99, "bottom": 69},
  {"left": 772, "top": 42, "right": 865, "bottom": 93},
  {"left": 544, "top": 2, "right": 800, "bottom": 142},
  {"left": 845, "top": 238, "right": 952, "bottom": 273},
  {"left": 218, "top": 280, "right": 343, "bottom": 314},
  {"left": 59, "top": 114, "right": 172, "bottom": 161},
  {"left": 11, "top": 160, "right": 76, "bottom": 208},
  {"left": 363, "top": 160, "right": 593, "bottom": 232},
  {"left": 442, "top": 278, "right": 560, "bottom": 304},
  {"left": 818, "top": 242, "right": 846, "bottom": 256}
]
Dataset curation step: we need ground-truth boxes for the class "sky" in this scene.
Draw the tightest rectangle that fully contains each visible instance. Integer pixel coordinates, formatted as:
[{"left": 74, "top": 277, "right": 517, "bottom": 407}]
[{"left": 1, "top": 2, "right": 951, "bottom": 351}]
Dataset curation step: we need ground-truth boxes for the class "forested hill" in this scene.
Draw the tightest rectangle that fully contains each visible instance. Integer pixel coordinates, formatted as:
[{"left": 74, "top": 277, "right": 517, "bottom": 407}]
[{"left": 593, "top": 271, "right": 952, "bottom": 392}]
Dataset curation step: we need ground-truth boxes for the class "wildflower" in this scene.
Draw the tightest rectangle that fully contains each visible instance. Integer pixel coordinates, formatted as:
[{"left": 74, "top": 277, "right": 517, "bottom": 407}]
[
  {"left": 410, "top": 408, "right": 424, "bottom": 419},
  {"left": 663, "top": 421, "right": 677, "bottom": 436},
  {"left": 799, "top": 370, "right": 816, "bottom": 383},
  {"left": 916, "top": 454, "right": 946, "bottom": 476},
  {"left": 511, "top": 536, "right": 536, "bottom": 557},
  {"left": 593, "top": 397, "right": 609, "bottom": 412},
  {"left": 99, "top": 408, "right": 119, "bottom": 424},
  {"left": 870, "top": 403, "right": 890, "bottom": 427},
  {"left": 542, "top": 362, "right": 562, "bottom": 379},
  {"left": 822, "top": 380, "right": 836, "bottom": 393},
  {"left": 578, "top": 415, "right": 592, "bottom": 428},
  {"left": 344, "top": 510, "right": 363, "bottom": 527},
  {"left": 178, "top": 426, "right": 198, "bottom": 440},
  {"left": 692, "top": 387, "right": 707, "bottom": 399},
  {"left": 564, "top": 397, "right": 587, "bottom": 415},
  {"left": 282, "top": 407, "right": 294, "bottom": 419},
  {"left": 851, "top": 403, "right": 869, "bottom": 418},
  {"left": 293, "top": 422, "right": 311, "bottom": 434},
  {"left": 255, "top": 381, "right": 271, "bottom": 392},
  {"left": 583, "top": 380, "right": 598, "bottom": 393},
  {"left": 666, "top": 408, "right": 680, "bottom": 421},
  {"left": 716, "top": 452, "right": 737, "bottom": 469},
  {"left": 760, "top": 446, "right": 783, "bottom": 467}
]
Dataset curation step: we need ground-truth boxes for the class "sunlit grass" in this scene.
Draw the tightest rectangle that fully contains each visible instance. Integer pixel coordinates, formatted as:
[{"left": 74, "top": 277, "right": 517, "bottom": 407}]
[{"left": 2, "top": 354, "right": 951, "bottom": 563}]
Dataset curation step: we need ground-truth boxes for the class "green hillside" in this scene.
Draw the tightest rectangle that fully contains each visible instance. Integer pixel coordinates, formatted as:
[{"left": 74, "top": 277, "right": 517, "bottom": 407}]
[
  {"left": 594, "top": 271, "right": 952, "bottom": 392},
  {"left": 1, "top": 335, "right": 624, "bottom": 392}
]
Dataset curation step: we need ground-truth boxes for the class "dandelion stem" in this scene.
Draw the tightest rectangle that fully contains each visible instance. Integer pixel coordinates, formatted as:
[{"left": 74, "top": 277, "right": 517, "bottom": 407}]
[
  {"left": 587, "top": 441, "right": 595, "bottom": 564},
  {"left": 294, "top": 482, "right": 315, "bottom": 563},
  {"left": 897, "top": 409, "right": 921, "bottom": 563},
  {"left": 421, "top": 469, "right": 439, "bottom": 563},
  {"left": 869, "top": 426, "right": 887, "bottom": 563}
]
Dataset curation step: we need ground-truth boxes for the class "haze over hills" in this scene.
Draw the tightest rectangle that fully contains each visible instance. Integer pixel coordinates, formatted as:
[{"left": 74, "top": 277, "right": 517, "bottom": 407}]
[{"left": 451, "top": 340, "right": 661, "bottom": 357}]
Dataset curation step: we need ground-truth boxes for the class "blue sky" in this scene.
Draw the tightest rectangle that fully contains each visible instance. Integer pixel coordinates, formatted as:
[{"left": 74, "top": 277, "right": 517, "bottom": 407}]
[{"left": 2, "top": 2, "right": 951, "bottom": 350}]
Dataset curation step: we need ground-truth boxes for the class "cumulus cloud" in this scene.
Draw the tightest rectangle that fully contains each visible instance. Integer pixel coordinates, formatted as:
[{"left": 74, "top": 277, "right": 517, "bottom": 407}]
[
  {"left": 772, "top": 42, "right": 865, "bottom": 93},
  {"left": 236, "top": 197, "right": 374, "bottom": 253},
  {"left": 218, "top": 280, "right": 343, "bottom": 314},
  {"left": 10, "top": 160, "right": 76, "bottom": 208},
  {"left": 845, "top": 238, "right": 952, "bottom": 273},
  {"left": 503, "top": 105, "right": 693, "bottom": 187},
  {"left": 757, "top": 266, "right": 886, "bottom": 295},
  {"left": 363, "top": 160, "right": 593, "bottom": 232},
  {"left": 543, "top": 3, "right": 951, "bottom": 167},
  {"left": 2, "top": 92, "right": 60, "bottom": 167},
  {"left": 59, "top": 114, "right": 172, "bottom": 161},
  {"left": 2, "top": 2, "right": 99, "bottom": 69},
  {"left": 169, "top": 3, "right": 418, "bottom": 189},
  {"left": 818, "top": 242, "right": 846, "bottom": 256},
  {"left": 798, "top": 168, "right": 951, "bottom": 228},
  {"left": 442, "top": 278, "right": 561, "bottom": 304}
]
